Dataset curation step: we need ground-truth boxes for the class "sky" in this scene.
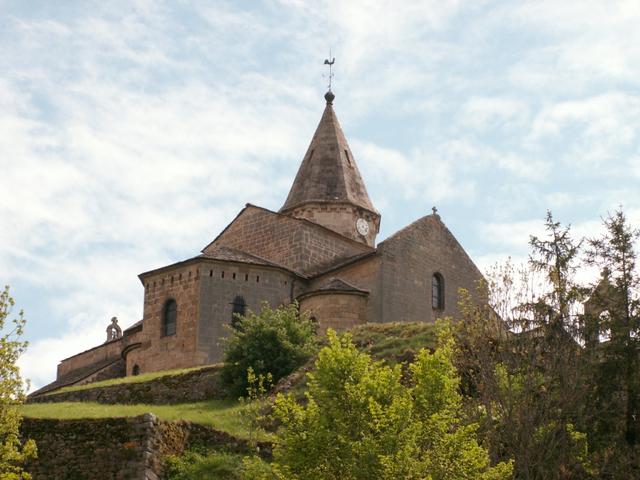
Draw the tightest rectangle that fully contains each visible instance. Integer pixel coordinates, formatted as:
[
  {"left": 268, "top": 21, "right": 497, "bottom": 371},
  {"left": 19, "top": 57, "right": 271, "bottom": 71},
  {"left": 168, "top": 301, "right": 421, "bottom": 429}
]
[{"left": 1, "top": 0, "right": 639, "bottom": 390}]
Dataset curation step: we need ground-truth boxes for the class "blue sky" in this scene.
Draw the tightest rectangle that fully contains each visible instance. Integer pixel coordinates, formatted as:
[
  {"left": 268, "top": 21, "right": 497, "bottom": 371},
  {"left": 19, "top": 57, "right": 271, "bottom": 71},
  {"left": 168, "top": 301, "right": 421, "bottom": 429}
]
[{"left": 1, "top": 0, "right": 639, "bottom": 389}]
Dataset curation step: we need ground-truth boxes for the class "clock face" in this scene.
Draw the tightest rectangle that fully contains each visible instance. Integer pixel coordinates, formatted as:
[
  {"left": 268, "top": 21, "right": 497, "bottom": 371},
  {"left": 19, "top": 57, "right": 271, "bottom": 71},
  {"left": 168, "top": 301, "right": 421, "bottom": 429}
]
[{"left": 356, "top": 218, "right": 369, "bottom": 236}]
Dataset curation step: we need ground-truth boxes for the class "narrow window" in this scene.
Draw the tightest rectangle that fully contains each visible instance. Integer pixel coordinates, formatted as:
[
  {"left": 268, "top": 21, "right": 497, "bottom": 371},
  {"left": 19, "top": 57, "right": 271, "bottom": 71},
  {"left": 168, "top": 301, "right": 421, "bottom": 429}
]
[
  {"left": 209, "top": 270, "right": 213, "bottom": 277},
  {"left": 132, "top": 364, "right": 140, "bottom": 376},
  {"left": 163, "top": 299, "right": 177, "bottom": 336},
  {"left": 245, "top": 273, "right": 249, "bottom": 281},
  {"left": 344, "top": 149, "right": 352, "bottom": 166},
  {"left": 231, "top": 295, "right": 247, "bottom": 328},
  {"left": 256, "top": 275, "right": 260, "bottom": 283},
  {"left": 432, "top": 273, "right": 444, "bottom": 310}
]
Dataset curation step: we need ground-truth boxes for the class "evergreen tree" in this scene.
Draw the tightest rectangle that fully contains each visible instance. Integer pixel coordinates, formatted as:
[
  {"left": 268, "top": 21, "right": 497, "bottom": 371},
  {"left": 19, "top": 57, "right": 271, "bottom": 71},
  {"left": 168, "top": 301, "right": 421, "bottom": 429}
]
[
  {"left": 586, "top": 209, "right": 640, "bottom": 452},
  {"left": 457, "top": 212, "right": 593, "bottom": 479}
]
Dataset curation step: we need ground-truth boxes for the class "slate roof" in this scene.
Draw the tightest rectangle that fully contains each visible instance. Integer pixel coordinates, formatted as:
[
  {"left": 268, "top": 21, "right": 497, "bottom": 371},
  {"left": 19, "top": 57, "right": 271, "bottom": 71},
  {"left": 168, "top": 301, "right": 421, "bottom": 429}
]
[
  {"left": 199, "top": 245, "right": 288, "bottom": 270},
  {"left": 316, "top": 277, "right": 369, "bottom": 294},
  {"left": 298, "top": 277, "right": 370, "bottom": 300},
  {"left": 280, "top": 93, "right": 377, "bottom": 214}
]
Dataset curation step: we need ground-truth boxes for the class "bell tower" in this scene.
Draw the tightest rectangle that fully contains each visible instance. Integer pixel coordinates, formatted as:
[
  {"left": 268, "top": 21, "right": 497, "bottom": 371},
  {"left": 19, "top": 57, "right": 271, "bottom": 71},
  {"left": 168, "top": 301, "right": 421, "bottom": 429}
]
[{"left": 279, "top": 91, "right": 380, "bottom": 246}]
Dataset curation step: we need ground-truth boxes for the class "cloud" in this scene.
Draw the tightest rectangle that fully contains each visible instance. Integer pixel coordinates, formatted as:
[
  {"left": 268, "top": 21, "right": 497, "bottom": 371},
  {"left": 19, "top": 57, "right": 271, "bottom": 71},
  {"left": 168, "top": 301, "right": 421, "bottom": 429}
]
[{"left": 2, "top": 1, "right": 640, "bottom": 391}]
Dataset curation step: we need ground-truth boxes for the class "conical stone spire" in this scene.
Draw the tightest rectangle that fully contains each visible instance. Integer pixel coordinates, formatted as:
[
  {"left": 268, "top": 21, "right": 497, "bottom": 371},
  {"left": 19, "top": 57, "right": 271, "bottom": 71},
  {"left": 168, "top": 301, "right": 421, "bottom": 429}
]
[{"left": 280, "top": 92, "right": 380, "bottom": 246}]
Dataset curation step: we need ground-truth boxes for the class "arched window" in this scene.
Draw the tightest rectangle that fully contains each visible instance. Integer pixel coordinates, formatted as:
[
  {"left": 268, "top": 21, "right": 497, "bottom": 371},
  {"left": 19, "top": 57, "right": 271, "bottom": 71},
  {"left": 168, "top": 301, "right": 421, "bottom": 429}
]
[
  {"left": 231, "top": 295, "right": 247, "bottom": 328},
  {"left": 432, "top": 273, "right": 444, "bottom": 310},
  {"left": 132, "top": 364, "right": 140, "bottom": 376},
  {"left": 163, "top": 299, "right": 177, "bottom": 336}
]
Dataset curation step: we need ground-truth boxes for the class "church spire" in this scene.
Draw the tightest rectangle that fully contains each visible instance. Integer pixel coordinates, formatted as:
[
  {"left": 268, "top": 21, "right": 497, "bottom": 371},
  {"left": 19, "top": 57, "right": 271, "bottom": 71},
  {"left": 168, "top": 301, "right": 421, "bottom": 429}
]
[{"left": 280, "top": 91, "right": 380, "bottom": 246}]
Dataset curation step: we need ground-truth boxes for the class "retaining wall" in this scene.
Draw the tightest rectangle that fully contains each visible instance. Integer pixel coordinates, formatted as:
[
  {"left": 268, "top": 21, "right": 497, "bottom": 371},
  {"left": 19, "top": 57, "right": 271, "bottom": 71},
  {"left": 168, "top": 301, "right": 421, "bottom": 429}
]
[{"left": 28, "top": 365, "right": 227, "bottom": 405}]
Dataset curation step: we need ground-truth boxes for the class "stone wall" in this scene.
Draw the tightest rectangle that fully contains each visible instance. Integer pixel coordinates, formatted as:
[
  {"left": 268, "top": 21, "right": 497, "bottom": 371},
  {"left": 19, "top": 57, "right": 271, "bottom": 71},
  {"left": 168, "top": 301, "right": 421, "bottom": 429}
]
[
  {"left": 287, "top": 203, "right": 380, "bottom": 246},
  {"left": 21, "top": 414, "right": 271, "bottom": 480},
  {"left": 136, "top": 263, "right": 202, "bottom": 374},
  {"left": 309, "top": 255, "right": 382, "bottom": 324},
  {"left": 197, "top": 263, "right": 294, "bottom": 364},
  {"left": 74, "top": 358, "right": 126, "bottom": 387},
  {"left": 377, "top": 213, "right": 484, "bottom": 324},
  {"left": 22, "top": 414, "right": 171, "bottom": 480},
  {"left": 208, "top": 205, "right": 372, "bottom": 276},
  {"left": 299, "top": 292, "right": 368, "bottom": 333},
  {"left": 29, "top": 365, "right": 226, "bottom": 405},
  {"left": 57, "top": 337, "right": 123, "bottom": 379}
]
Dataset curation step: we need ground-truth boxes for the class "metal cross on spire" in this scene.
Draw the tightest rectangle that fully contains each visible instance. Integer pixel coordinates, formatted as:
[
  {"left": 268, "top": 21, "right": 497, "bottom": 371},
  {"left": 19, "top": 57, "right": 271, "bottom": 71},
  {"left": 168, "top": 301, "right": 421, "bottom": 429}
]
[{"left": 324, "top": 50, "right": 335, "bottom": 91}]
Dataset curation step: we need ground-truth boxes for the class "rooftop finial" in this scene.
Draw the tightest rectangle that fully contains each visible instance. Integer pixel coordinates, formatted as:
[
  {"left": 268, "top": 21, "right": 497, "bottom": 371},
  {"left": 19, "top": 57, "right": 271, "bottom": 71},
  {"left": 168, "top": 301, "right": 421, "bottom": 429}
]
[{"left": 323, "top": 50, "right": 335, "bottom": 104}]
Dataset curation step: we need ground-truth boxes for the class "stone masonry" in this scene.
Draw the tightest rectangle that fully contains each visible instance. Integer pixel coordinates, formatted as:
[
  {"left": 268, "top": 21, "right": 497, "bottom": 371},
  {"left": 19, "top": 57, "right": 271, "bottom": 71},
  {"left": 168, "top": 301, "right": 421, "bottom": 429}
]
[{"left": 34, "top": 88, "right": 485, "bottom": 396}]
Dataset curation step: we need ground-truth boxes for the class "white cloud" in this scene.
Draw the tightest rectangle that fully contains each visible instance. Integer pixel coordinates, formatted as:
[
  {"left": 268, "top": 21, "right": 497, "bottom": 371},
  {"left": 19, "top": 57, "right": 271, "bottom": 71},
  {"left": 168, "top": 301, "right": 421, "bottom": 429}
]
[
  {"left": 460, "top": 96, "right": 530, "bottom": 131},
  {"left": 3, "top": 1, "right": 640, "bottom": 390}
]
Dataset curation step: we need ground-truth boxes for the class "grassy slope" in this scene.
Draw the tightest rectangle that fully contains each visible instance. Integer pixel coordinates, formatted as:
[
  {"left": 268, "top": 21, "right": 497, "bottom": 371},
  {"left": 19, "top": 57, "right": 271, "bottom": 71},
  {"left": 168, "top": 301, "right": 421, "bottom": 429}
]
[
  {"left": 349, "top": 322, "right": 437, "bottom": 362},
  {"left": 20, "top": 399, "right": 273, "bottom": 441},
  {"left": 23, "top": 322, "right": 437, "bottom": 439}
]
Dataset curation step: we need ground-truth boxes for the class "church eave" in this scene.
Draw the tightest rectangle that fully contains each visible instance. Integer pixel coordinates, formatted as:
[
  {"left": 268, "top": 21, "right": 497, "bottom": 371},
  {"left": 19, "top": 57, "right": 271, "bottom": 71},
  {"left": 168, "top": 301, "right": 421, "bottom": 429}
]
[{"left": 137, "top": 252, "right": 304, "bottom": 284}]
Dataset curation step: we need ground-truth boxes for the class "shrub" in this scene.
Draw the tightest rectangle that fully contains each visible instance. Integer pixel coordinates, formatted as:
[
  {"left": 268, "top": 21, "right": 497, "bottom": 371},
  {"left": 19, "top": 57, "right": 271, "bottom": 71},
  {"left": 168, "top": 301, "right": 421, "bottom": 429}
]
[
  {"left": 165, "top": 450, "right": 243, "bottom": 480},
  {"left": 222, "top": 302, "right": 317, "bottom": 397},
  {"left": 264, "top": 322, "right": 513, "bottom": 480}
]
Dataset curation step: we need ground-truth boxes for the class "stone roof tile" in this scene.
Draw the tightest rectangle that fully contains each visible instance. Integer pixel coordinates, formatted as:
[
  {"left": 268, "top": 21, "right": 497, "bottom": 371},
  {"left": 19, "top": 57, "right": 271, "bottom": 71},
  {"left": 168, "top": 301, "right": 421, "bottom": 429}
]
[{"left": 280, "top": 94, "right": 377, "bottom": 214}]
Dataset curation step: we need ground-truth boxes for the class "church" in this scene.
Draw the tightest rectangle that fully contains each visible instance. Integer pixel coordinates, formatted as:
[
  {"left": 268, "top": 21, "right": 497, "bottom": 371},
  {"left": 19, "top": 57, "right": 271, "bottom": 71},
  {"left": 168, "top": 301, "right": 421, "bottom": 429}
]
[{"left": 35, "top": 89, "right": 483, "bottom": 395}]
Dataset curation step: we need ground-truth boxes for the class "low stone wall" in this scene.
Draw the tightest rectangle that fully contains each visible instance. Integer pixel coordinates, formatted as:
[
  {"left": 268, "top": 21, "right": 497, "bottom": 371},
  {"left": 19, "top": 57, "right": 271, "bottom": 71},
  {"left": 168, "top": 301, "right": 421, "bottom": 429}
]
[
  {"left": 21, "top": 414, "right": 272, "bottom": 480},
  {"left": 28, "top": 365, "right": 227, "bottom": 405},
  {"left": 22, "top": 414, "right": 174, "bottom": 479}
]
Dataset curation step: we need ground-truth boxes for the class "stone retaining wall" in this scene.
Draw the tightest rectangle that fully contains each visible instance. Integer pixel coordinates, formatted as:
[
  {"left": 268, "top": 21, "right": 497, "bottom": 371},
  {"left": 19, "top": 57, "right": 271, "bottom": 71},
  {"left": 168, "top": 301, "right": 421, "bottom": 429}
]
[
  {"left": 28, "top": 365, "right": 227, "bottom": 405},
  {"left": 21, "top": 414, "right": 272, "bottom": 480},
  {"left": 22, "top": 414, "right": 173, "bottom": 480}
]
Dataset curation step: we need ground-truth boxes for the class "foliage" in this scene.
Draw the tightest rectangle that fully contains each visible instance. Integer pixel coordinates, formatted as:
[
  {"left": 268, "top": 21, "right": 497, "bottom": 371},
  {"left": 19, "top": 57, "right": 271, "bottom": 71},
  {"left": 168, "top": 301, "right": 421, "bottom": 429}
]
[
  {"left": 584, "top": 209, "right": 640, "bottom": 471},
  {"left": 222, "top": 302, "right": 317, "bottom": 397},
  {"left": 165, "top": 449, "right": 244, "bottom": 480},
  {"left": 237, "top": 367, "right": 272, "bottom": 451},
  {"left": 456, "top": 212, "right": 594, "bottom": 479},
  {"left": 0, "top": 285, "right": 37, "bottom": 479},
  {"left": 257, "top": 324, "right": 512, "bottom": 480}
]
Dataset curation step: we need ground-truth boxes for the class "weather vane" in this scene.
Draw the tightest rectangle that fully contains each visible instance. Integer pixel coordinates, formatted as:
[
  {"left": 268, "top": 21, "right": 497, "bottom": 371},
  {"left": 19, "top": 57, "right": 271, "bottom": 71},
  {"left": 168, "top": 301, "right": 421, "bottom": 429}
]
[{"left": 324, "top": 50, "right": 335, "bottom": 91}]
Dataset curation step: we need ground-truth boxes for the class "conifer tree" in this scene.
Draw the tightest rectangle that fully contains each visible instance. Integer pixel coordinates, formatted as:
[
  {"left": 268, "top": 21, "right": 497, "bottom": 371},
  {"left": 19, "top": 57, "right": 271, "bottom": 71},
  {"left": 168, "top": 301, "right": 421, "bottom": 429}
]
[
  {"left": 457, "top": 212, "right": 593, "bottom": 479},
  {"left": 586, "top": 209, "right": 640, "bottom": 449}
]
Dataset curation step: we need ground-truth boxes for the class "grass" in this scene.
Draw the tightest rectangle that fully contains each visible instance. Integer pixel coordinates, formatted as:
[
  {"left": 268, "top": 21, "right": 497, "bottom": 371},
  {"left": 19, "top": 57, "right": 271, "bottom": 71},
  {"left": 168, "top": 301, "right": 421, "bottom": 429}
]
[
  {"left": 165, "top": 450, "right": 246, "bottom": 480},
  {"left": 350, "top": 322, "right": 438, "bottom": 363},
  {"left": 46, "top": 364, "right": 221, "bottom": 396},
  {"left": 20, "top": 399, "right": 273, "bottom": 441}
]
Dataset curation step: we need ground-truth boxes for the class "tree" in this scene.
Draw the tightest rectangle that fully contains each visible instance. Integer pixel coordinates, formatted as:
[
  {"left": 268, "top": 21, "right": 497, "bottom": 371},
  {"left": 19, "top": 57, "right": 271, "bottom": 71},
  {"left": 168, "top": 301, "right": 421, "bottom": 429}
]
[
  {"left": 222, "top": 302, "right": 317, "bottom": 397},
  {"left": 0, "top": 285, "right": 36, "bottom": 479},
  {"left": 456, "top": 212, "right": 593, "bottom": 479},
  {"left": 261, "top": 324, "right": 512, "bottom": 480},
  {"left": 585, "top": 209, "right": 640, "bottom": 469}
]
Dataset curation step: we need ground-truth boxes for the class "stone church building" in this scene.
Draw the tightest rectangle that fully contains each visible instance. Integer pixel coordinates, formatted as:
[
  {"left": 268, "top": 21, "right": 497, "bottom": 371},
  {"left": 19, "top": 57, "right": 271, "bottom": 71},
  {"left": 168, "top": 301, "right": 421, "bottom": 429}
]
[{"left": 35, "top": 90, "right": 483, "bottom": 395}]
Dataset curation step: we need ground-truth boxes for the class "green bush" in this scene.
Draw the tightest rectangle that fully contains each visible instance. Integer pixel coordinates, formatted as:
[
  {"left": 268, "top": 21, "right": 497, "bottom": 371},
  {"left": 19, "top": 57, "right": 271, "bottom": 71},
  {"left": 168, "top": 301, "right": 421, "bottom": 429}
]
[
  {"left": 222, "top": 302, "right": 317, "bottom": 397},
  {"left": 165, "top": 450, "right": 243, "bottom": 480},
  {"left": 265, "top": 323, "right": 513, "bottom": 480}
]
